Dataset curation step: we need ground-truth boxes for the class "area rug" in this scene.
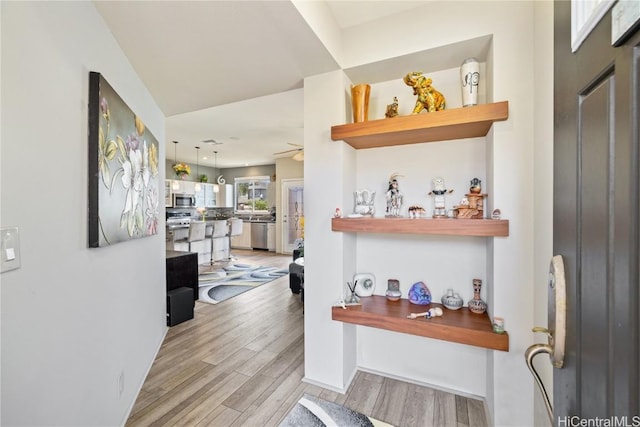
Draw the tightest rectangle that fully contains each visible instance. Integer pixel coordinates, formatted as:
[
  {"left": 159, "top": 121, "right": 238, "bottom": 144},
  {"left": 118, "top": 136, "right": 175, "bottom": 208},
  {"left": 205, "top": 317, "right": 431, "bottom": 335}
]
[
  {"left": 279, "top": 394, "right": 394, "bottom": 427},
  {"left": 198, "top": 263, "right": 288, "bottom": 304}
]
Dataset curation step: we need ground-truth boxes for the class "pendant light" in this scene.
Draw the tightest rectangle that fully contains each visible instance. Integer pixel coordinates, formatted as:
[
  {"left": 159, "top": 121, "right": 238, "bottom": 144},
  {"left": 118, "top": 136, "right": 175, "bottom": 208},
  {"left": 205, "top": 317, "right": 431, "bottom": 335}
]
[
  {"left": 171, "top": 141, "right": 180, "bottom": 190},
  {"left": 194, "top": 146, "right": 201, "bottom": 192},
  {"left": 213, "top": 151, "right": 220, "bottom": 193}
]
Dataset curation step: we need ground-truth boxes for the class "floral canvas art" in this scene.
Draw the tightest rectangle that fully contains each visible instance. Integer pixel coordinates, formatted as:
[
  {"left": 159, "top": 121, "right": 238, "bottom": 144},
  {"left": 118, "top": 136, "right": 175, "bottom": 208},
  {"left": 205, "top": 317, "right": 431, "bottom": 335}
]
[{"left": 88, "top": 72, "right": 160, "bottom": 247}]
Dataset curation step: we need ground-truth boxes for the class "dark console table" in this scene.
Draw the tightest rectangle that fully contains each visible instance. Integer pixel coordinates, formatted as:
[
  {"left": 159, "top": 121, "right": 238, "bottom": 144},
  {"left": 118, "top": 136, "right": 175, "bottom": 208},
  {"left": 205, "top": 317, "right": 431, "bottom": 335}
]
[{"left": 166, "top": 250, "right": 198, "bottom": 301}]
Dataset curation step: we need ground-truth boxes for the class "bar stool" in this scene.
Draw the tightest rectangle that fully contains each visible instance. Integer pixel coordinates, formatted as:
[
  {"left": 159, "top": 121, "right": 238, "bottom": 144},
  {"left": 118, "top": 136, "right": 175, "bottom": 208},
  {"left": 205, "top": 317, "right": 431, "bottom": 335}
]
[
  {"left": 206, "top": 220, "right": 229, "bottom": 266},
  {"left": 175, "top": 222, "right": 210, "bottom": 263},
  {"left": 227, "top": 218, "right": 243, "bottom": 261}
]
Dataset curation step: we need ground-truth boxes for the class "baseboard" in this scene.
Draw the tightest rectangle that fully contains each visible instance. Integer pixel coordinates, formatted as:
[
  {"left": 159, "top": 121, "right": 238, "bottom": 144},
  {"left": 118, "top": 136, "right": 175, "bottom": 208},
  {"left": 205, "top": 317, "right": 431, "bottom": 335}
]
[
  {"left": 300, "top": 372, "right": 351, "bottom": 395},
  {"left": 356, "top": 366, "right": 486, "bottom": 402},
  {"left": 120, "top": 326, "right": 168, "bottom": 426}
]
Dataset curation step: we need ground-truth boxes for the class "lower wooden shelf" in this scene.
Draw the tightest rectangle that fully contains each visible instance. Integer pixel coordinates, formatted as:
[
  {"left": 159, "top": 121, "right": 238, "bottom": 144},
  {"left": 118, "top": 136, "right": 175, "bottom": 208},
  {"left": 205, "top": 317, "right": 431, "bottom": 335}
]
[{"left": 332, "top": 295, "right": 509, "bottom": 351}]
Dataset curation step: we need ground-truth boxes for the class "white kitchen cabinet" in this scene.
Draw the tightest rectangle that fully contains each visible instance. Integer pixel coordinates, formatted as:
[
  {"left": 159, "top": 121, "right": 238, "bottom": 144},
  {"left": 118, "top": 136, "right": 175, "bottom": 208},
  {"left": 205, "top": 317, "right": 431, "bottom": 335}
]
[
  {"left": 195, "top": 183, "right": 216, "bottom": 208},
  {"left": 267, "top": 223, "right": 275, "bottom": 251},
  {"left": 230, "top": 221, "right": 251, "bottom": 249},
  {"left": 171, "top": 180, "right": 195, "bottom": 195}
]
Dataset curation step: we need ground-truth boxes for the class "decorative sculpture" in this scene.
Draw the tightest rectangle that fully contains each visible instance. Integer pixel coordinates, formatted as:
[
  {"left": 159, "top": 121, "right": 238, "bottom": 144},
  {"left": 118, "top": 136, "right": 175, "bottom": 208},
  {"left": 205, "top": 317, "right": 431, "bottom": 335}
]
[
  {"left": 385, "top": 96, "right": 399, "bottom": 118},
  {"left": 353, "top": 190, "right": 376, "bottom": 216},
  {"left": 403, "top": 72, "right": 446, "bottom": 114},
  {"left": 454, "top": 178, "right": 486, "bottom": 219},
  {"left": 408, "top": 281, "right": 432, "bottom": 305},
  {"left": 385, "top": 173, "right": 404, "bottom": 217},
  {"left": 427, "top": 177, "right": 454, "bottom": 218}
]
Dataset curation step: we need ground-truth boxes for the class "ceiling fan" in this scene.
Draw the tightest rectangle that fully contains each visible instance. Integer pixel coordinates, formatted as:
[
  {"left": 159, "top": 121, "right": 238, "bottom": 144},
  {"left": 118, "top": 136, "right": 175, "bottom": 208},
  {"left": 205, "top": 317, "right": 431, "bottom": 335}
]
[{"left": 274, "top": 143, "right": 304, "bottom": 161}]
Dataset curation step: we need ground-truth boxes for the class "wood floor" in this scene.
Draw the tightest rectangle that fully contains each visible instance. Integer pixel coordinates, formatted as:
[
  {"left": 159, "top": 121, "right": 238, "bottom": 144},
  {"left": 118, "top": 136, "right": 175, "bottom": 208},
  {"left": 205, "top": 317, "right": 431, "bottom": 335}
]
[{"left": 126, "top": 250, "right": 488, "bottom": 427}]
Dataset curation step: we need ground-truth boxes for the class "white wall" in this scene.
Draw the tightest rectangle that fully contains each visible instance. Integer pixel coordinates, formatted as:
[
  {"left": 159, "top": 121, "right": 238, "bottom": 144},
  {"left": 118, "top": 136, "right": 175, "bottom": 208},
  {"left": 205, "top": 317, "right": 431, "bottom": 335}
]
[
  {"left": 532, "top": 2, "right": 555, "bottom": 426},
  {"left": 302, "top": 1, "right": 545, "bottom": 425},
  {"left": 1, "top": 3, "right": 166, "bottom": 426}
]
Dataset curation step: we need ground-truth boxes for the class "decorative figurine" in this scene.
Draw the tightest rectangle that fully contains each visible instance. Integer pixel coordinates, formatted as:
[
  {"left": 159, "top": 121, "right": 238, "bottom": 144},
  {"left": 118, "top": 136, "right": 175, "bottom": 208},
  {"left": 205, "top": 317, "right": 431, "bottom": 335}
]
[
  {"left": 454, "top": 179, "right": 487, "bottom": 219},
  {"left": 385, "top": 173, "right": 404, "bottom": 217},
  {"left": 353, "top": 190, "right": 376, "bottom": 216},
  {"left": 407, "top": 307, "right": 443, "bottom": 319},
  {"left": 441, "top": 289, "right": 464, "bottom": 310},
  {"left": 408, "top": 205, "right": 426, "bottom": 218},
  {"left": 334, "top": 208, "right": 342, "bottom": 218},
  {"left": 492, "top": 208, "right": 502, "bottom": 219},
  {"left": 385, "top": 279, "right": 402, "bottom": 301},
  {"left": 354, "top": 273, "right": 376, "bottom": 297},
  {"left": 403, "top": 71, "right": 446, "bottom": 114},
  {"left": 385, "top": 96, "right": 399, "bottom": 118},
  {"left": 427, "top": 177, "right": 454, "bottom": 218},
  {"left": 408, "top": 281, "right": 432, "bottom": 305},
  {"left": 469, "top": 177, "right": 482, "bottom": 194},
  {"left": 468, "top": 278, "right": 488, "bottom": 314}
]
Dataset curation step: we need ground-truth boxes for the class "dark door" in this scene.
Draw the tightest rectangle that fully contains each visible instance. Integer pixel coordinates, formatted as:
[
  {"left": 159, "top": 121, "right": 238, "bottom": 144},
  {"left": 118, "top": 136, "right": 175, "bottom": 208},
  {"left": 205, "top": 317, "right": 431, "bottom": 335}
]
[{"left": 554, "top": 0, "right": 639, "bottom": 421}]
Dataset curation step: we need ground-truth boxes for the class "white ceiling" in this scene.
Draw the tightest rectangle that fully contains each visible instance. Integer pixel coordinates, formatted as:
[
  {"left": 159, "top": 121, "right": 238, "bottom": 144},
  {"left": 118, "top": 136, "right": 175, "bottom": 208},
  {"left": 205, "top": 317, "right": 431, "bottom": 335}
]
[{"left": 94, "top": 1, "right": 426, "bottom": 168}]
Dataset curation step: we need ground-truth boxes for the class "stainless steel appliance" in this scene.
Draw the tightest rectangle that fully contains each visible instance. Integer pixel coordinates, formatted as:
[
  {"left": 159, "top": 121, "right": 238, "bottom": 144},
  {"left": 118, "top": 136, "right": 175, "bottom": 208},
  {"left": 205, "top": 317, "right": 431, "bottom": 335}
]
[
  {"left": 172, "top": 193, "right": 196, "bottom": 208},
  {"left": 251, "top": 222, "right": 268, "bottom": 250}
]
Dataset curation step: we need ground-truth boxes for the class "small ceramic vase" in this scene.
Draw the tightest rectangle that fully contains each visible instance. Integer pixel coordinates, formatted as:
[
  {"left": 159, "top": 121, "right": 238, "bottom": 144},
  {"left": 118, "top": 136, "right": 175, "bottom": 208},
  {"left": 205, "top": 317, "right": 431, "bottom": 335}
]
[
  {"left": 441, "top": 289, "right": 463, "bottom": 310},
  {"left": 461, "top": 57, "right": 480, "bottom": 107},
  {"left": 351, "top": 83, "right": 371, "bottom": 123},
  {"left": 386, "top": 279, "right": 402, "bottom": 302},
  {"left": 468, "top": 279, "right": 487, "bottom": 314},
  {"left": 408, "top": 281, "right": 431, "bottom": 305}
]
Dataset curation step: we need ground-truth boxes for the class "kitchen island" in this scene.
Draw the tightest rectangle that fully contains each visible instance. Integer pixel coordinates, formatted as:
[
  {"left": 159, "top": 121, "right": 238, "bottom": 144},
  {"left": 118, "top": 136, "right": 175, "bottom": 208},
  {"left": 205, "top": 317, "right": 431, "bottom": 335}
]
[{"left": 166, "top": 219, "right": 231, "bottom": 264}]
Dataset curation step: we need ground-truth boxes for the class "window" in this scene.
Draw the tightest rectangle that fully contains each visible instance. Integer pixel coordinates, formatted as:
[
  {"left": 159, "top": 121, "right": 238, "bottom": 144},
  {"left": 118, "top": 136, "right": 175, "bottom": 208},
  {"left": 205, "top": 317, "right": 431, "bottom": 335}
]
[{"left": 234, "top": 176, "right": 271, "bottom": 213}]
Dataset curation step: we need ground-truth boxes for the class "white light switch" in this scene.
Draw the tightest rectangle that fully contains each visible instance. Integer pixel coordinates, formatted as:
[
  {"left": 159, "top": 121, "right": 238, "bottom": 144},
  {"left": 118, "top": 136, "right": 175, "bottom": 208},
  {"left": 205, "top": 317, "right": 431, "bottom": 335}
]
[{"left": 1, "top": 227, "right": 21, "bottom": 273}]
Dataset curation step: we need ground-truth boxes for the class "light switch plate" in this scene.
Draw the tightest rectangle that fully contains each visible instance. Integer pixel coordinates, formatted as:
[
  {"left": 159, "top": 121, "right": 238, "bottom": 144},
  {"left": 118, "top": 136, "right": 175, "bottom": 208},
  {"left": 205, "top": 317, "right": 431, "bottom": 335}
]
[{"left": 1, "top": 227, "right": 21, "bottom": 273}]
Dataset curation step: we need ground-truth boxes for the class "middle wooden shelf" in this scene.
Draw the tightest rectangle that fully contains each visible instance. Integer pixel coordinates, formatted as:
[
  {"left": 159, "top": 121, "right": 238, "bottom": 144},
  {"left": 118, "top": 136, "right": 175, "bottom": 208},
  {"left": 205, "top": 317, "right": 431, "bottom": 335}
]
[{"left": 332, "top": 217, "right": 509, "bottom": 237}]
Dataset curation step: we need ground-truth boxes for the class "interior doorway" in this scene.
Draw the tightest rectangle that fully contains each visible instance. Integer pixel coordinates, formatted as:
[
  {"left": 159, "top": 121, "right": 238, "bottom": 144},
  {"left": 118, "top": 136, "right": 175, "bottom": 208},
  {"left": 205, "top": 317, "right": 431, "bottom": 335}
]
[{"left": 282, "top": 179, "right": 304, "bottom": 254}]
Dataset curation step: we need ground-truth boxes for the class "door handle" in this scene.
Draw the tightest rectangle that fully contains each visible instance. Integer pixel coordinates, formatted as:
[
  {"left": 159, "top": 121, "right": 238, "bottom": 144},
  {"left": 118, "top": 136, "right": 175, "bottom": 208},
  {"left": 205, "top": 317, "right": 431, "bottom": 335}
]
[
  {"left": 525, "top": 342, "right": 554, "bottom": 422},
  {"left": 525, "top": 255, "right": 567, "bottom": 423}
]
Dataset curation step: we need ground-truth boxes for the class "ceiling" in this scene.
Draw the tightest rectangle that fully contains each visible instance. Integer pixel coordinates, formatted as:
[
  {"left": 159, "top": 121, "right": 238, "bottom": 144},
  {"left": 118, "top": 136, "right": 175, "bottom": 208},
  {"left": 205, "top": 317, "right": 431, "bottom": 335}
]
[{"left": 94, "top": 1, "right": 426, "bottom": 168}]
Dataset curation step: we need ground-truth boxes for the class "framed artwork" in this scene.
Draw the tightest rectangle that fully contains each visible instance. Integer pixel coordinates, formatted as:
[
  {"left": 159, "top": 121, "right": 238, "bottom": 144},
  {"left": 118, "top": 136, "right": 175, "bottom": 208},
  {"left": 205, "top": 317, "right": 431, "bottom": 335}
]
[{"left": 88, "top": 72, "right": 160, "bottom": 248}]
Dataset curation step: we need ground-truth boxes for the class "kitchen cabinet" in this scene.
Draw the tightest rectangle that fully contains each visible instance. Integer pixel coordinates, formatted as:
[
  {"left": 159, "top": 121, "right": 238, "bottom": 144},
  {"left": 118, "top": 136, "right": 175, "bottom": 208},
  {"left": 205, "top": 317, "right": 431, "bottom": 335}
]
[
  {"left": 330, "top": 102, "right": 510, "bottom": 351},
  {"left": 171, "top": 180, "right": 195, "bottom": 195},
  {"left": 267, "top": 223, "right": 275, "bottom": 251},
  {"left": 230, "top": 221, "right": 251, "bottom": 249},
  {"left": 195, "top": 183, "right": 216, "bottom": 208},
  {"left": 217, "top": 184, "right": 234, "bottom": 208}
]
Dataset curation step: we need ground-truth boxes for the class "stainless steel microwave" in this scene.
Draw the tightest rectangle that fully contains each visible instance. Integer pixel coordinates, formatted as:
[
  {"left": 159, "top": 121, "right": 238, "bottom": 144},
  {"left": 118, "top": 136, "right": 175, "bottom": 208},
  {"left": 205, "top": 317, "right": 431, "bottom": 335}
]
[{"left": 172, "top": 193, "right": 196, "bottom": 208}]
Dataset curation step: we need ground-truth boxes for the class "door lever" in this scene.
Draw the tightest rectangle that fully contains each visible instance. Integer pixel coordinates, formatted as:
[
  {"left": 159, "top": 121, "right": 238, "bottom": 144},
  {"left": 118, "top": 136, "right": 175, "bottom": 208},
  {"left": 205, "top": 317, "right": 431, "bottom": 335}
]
[
  {"left": 524, "top": 255, "right": 567, "bottom": 424},
  {"left": 525, "top": 341, "right": 554, "bottom": 422}
]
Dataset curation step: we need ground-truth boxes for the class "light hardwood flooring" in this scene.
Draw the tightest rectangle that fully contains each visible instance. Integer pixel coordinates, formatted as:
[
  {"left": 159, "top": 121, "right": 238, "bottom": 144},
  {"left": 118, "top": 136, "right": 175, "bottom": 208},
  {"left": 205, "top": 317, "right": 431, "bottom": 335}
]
[{"left": 127, "top": 250, "right": 488, "bottom": 427}]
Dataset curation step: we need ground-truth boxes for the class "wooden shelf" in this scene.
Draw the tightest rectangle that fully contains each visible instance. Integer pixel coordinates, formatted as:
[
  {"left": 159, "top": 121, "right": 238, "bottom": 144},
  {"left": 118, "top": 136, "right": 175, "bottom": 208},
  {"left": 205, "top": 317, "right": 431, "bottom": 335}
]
[
  {"left": 332, "top": 217, "right": 509, "bottom": 237},
  {"left": 331, "top": 101, "right": 509, "bottom": 149},
  {"left": 332, "top": 296, "right": 509, "bottom": 351}
]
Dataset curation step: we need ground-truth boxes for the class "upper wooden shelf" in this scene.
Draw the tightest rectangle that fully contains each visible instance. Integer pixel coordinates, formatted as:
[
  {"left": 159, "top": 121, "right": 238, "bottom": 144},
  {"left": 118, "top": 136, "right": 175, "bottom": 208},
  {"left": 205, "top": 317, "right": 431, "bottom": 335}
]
[
  {"left": 331, "top": 101, "right": 509, "bottom": 149},
  {"left": 332, "top": 217, "right": 509, "bottom": 237},
  {"left": 332, "top": 296, "right": 509, "bottom": 351}
]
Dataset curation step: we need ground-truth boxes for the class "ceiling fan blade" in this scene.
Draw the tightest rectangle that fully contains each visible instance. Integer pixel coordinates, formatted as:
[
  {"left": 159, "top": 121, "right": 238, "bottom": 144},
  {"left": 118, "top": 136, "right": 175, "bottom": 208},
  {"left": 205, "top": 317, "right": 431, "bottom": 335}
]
[
  {"left": 287, "top": 143, "right": 304, "bottom": 148},
  {"left": 273, "top": 148, "right": 303, "bottom": 155}
]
